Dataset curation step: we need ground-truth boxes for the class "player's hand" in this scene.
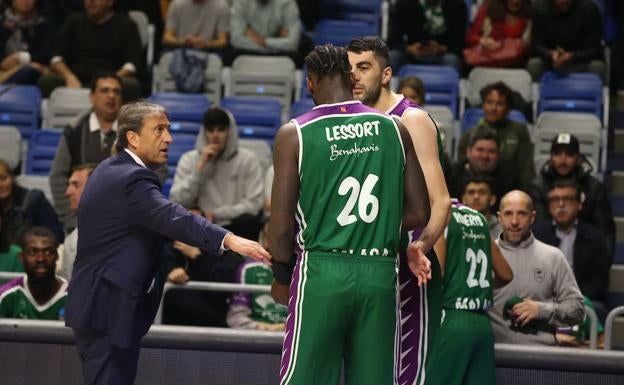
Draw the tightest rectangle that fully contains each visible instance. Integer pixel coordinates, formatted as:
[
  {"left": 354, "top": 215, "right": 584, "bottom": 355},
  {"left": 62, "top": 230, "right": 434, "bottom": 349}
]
[
  {"left": 271, "top": 280, "right": 289, "bottom": 305},
  {"left": 406, "top": 240, "right": 432, "bottom": 286},
  {"left": 256, "top": 321, "right": 285, "bottom": 331},
  {"left": 223, "top": 233, "right": 272, "bottom": 264},
  {"left": 512, "top": 299, "right": 540, "bottom": 327},
  {"left": 167, "top": 267, "right": 189, "bottom": 284}
]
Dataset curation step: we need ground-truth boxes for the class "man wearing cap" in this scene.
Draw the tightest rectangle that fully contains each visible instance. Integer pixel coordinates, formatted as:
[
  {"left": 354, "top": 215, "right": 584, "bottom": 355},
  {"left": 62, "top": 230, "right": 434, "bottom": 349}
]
[
  {"left": 489, "top": 190, "right": 584, "bottom": 345},
  {"left": 528, "top": 132, "right": 615, "bottom": 264}
]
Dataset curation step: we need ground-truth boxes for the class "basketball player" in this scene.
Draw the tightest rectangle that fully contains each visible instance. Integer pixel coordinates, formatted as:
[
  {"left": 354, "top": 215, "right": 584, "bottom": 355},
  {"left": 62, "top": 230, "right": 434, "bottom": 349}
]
[
  {"left": 347, "top": 36, "right": 451, "bottom": 385},
  {"left": 429, "top": 191, "right": 512, "bottom": 385},
  {"left": 268, "top": 44, "right": 431, "bottom": 385}
]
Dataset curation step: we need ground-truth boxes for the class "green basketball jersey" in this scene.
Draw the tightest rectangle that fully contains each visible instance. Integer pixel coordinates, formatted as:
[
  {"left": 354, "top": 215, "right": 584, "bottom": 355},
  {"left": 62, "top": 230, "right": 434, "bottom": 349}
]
[
  {"left": 442, "top": 200, "right": 493, "bottom": 311},
  {"left": 293, "top": 101, "right": 405, "bottom": 259},
  {"left": 233, "top": 261, "right": 287, "bottom": 324},
  {"left": 0, "top": 276, "right": 68, "bottom": 320}
]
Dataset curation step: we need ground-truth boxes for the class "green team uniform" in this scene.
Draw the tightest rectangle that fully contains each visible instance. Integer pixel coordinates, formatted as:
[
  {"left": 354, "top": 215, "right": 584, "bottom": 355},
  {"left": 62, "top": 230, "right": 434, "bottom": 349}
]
[
  {"left": 0, "top": 276, "right": 68, "bottom": 320},
  {"left": 428, "top": 200, "right": 495, "bottom": 385},
  {"left": 390, "top": 97, "right": 444, "bottom": 385},
  {"left": 279, "top": 101, "right": 406, "bottom": 385}
]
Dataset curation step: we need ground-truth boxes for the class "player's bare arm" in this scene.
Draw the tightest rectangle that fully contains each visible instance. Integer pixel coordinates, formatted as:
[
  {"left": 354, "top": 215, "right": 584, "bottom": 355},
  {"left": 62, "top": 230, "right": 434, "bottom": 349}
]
[
  {"left": 491, "top": 239, "right": 513, "bottom": 288},
  {"left": 403, "top": 108, "right": 451, "bottom": 253},
  {"left": 268, "top": 122, "right": 300, "bottom": 305},
  {"left": 397, "top": 119, "right": 430, "bottom": 230}
]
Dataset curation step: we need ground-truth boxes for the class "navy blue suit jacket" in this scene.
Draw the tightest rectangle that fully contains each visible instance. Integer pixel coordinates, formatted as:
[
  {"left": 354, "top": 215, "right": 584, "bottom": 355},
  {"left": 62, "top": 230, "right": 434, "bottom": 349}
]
[
  {"left": 533, "top": 220, "right": 610, "bottom": 301},
  {"left": 66, "top": 150, "right": 228, "bottom": 347}
]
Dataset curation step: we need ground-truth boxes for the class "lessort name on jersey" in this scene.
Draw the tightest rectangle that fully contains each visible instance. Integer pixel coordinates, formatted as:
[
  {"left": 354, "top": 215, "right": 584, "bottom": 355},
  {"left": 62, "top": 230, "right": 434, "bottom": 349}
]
[{"left": 325, "top": 120, "right": 381, "bottom": 142}]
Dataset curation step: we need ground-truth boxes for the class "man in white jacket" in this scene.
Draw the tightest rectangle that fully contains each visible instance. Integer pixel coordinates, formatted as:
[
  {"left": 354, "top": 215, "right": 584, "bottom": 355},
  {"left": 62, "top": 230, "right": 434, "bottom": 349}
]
[
  {"left": 169, "top": 107, "right": 264, "bottom": 240},
  {"left": 489, "top": 190, "right": 584, "bottom": 345}
]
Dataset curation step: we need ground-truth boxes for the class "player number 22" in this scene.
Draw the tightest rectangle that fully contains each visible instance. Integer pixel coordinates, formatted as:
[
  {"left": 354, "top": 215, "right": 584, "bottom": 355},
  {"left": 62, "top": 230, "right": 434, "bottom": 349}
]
[
  {"left": 465, "top": 248, "right": 490, "bottom": 289},
  {"left": 337, "top": 174, "right": 379, "bottom": 226}
]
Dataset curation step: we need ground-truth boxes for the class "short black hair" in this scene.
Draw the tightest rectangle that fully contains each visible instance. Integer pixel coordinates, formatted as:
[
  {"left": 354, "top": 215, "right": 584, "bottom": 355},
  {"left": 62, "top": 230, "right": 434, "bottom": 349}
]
[
  {"left": 462, "top": 175, "right": 495, "bottom": 196},
  {"left": 19, "top": 226, "right": 58, "bottom": 250},
  {"left": 480, "top": 81, "right": 514, "bottom": 107},
  {"left": 549, "top": 179, "right": 582, "bottom": 202},
  {"left": 469, "top": 128, "right": 498, "bottom": 148},
  {"left": 347, "top": 36, "right": 391, "bottom": 70},
  {"left": 89, "top": 71, "right": 123, "bottom": 93},
  {"left": 202, "top": 107, "right": 230, "bottom": 131},
  {"left": 304, "top": 44, "right": 352, "bottom": 85}
]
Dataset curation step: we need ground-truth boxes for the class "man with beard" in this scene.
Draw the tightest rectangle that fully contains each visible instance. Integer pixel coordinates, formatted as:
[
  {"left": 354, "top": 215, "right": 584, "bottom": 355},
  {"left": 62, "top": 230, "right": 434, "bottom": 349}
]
[
  {"left": 529, "top": 132, "right": 615, "bottom": 264},
  {"left": 448, "top": 128, "right": 519, "bottom": 206},
  {"left": 489, "top": 190, "right": 583, "bottom": 345},
  {"left": 533, "top": 180, "right": 610, "bottom": 320},
  {"left": 0, "top": 226, "right": 67, "bottom": 320},
  {"left": 347, "top": 36, "right": 451, "bottom": 385}
]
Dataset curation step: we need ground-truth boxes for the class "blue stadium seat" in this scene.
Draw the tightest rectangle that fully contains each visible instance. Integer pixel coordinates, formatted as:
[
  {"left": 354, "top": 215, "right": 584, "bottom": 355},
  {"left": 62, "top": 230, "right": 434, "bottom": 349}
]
[
  {"left": 167, "top": 134, "right": 196, "bottom": 178},
  {"left": 148, "top": 92, "right": 210, "bottom": 123},
  {"left": 538, "top": 71, "right": 603, "bottom": 119},
  {"left": 170, "top": 121, "right": 202, "bottom": 136},
  {"left": 318, "top": 0, "right": 382, "bottom": 29},
  {"left": 220, "top": 97, "right": 282, "bottom": 142},
  {"left": 26, "top": 130, "right": 61, "bottom": 175},
  {"left": 0, "top": 85, "right": 41, "bottom": 138},
  {"left": 313, "top": 19, "right": 377, "bottom": 47},
  {"left": 290, "top": 99, "right": 315, "bottom": 119},
  {"left": 397, "top": 65, "right": 460, "bottom": 117},
  {"left": 460, "top": 108, "right": 527, "bottom": 133}
]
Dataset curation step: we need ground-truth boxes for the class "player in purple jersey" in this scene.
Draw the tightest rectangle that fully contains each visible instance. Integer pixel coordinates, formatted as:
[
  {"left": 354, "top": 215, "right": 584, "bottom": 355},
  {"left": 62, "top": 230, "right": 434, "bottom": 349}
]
[{"left": 348, "top": 37, "right": 451, "bottom": 385}]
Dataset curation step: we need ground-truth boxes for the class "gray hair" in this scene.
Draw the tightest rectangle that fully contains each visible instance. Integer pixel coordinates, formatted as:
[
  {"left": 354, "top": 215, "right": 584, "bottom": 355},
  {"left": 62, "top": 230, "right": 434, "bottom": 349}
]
[{"left": 114, "top": 101, "right": 167, "bottom": 153}]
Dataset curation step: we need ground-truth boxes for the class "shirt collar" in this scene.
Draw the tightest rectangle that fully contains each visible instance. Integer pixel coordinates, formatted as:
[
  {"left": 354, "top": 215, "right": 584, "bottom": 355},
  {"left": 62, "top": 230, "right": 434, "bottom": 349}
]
[
  {"left": 89, "top": 112, "right": 118, "bottom": 133},
  {"left": 124, "top": 148, "right": 147, "bottom": 168},
  {"left": 554, "top": 219, "right": 578, "bottom": 234}
]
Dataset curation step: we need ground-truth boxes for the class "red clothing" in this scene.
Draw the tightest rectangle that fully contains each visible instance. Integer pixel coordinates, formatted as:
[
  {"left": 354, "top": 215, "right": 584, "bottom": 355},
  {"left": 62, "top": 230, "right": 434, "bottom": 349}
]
[{"left": 466, "top": 4, "right": 528, "bottom": 47}]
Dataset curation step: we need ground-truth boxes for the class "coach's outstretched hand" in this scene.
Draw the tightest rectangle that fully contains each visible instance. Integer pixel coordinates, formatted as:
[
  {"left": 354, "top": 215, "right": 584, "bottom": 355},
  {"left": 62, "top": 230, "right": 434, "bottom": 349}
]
[
  {"left": 224, "top": 233, "right": 272, "bottom": 264},
  {"left": 407, "top": 240, "right": 432, "bottom": 286}
]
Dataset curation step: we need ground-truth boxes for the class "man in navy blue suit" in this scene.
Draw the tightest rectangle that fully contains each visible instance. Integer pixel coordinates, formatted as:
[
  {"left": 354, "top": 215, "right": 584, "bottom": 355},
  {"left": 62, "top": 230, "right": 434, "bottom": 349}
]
[{"left": 65, "top": 101, "right": 271, "bottom": 385}]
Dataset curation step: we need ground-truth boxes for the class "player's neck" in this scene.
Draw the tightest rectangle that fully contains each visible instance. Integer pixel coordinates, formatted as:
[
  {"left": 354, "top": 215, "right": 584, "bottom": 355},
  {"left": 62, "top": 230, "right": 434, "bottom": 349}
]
[
  {"left": 28, "top": 276, "right": 61, "bottom": 305},
  {"left": 373, "top": 87, "right": 399, "bottom": 113}
]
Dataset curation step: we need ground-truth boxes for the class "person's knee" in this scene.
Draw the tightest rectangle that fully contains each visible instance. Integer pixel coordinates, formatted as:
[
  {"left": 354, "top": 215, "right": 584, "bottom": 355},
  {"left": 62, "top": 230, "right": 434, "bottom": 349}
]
[{"left": 526, "top": 57, "right": 545, "bottom": 81}]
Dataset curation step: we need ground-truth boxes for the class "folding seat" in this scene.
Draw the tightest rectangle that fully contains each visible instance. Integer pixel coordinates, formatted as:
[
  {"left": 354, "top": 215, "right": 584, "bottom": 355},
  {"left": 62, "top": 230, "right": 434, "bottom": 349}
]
[
  {"left": 43, "top": 87, "right": 90, "bottom": 130},
  {"left": 313, "top": 19, "right": 378, "bottom": 47},
  {"left": 397, "top": 65, "right": 460, "bottom": 117},
  {"left": 148, "top": 92, "right": 211, "bottom": 123},
  {"left": 538, "top": 71, "right": 603, "bottom": 120},
  {"left": 464, "top": 67, "right": 533, "bottom": 108},
  {"left": 0, "top": 125, "right": 21, "bottom": 171},
  {"left": 25, "top": 130, "right": 61, "bottom": 175},
  {"left": 460, "top": 107, "right": 526, "bottom": 134},
  {"left": 220, "top": 97, "right": 281, "bottom": 142},
  {"left": 0, "top": 85, "right": 41, "bottom": 138}
]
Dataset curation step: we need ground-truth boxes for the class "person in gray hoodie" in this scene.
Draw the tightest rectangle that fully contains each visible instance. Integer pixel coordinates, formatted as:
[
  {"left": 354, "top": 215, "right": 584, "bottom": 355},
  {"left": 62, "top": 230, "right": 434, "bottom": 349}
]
[
  {"left": 169, "top": 107, "right": 265, "bottom": 240},
  {"left": 489, "top": 190, "right": 584, "bottom": 345}
]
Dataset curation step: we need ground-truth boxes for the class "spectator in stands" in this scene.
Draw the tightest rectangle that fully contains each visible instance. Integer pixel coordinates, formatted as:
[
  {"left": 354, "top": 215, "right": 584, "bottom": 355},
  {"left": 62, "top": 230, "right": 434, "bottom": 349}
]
[
  {"left": 226, "top": 258, "right": 287, "bottom": 330},
  {"left": 389, "top": 0, "right": 466, "bottom": 72},
  {"left": 397, "top": 76, "right": 425, "bottom": 105},
  {"left": 529, "top": 132, "right": 615, "bottom": 264},
  {"left": 162, "top": 238, "right": 243, "bottom": 326},
  {"left": 0, "top": 226, "right": 67, "bottom": 320},
  {"left": 229, "top": 0, "right": 303, "bottom": 65},
  {"left": 464, "top": 0, "right": 532, "bottom": 68},
  {"left": 461, "top": 175, "right": 503, "bottom": 239},
  {"left": 0, "top": 213, "right": 23, "bottom": 272},
  {"left": 457, "top": 81, "right": 535, "bottom": 189},
  {"left": 162, "top": 0, "right": 229, "bottom": 53},
  {"left": 0, "top": 159, "right": 63, "bottom": 244},
  {"left": 449, "top": 128, "right": 520, "bottom": 204},
  {"left": 49, "top": 73, "right": 122, "bottom": 230},
  {"left": 170, "top": 107, "right": 265, "bottom": 241},
  {"left": 533, "top": 180, "right": 610, "bottom": 320},
  {"left": 58, "top": 163, "right": 94, "bottom": 280},
  {"left": 527, "top": 0, "right": 605, "bottom": 81},
  {"left": 489, "top": 190, "right": 584, "bottom": 345},
  {"left": 0, "top": 0, "right": 54, "bottom": 84},
  {"left": 37, "top": 0, "right": 143, "bottom": 100}
]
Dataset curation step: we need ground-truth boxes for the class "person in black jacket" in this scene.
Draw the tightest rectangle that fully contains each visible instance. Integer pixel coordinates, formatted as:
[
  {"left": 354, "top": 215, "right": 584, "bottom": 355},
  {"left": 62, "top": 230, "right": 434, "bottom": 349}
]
[
  {"left": 389, "top": 0, "right": 466, "bottom": 72},
  {"left": 0, "top": 0, "right": 55, "bottom": 84},
  {"left": 528, "top": 132, "right": 615, "bottom": 265},
  {"left": 527, "top": 0, "right": 605, "bottom": 81},
  {"left": 0, "top": 159, "right": 63, "bottom": 243},
  {"left": 533, "top": 179, "right": 610, "bottom": 320}
]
